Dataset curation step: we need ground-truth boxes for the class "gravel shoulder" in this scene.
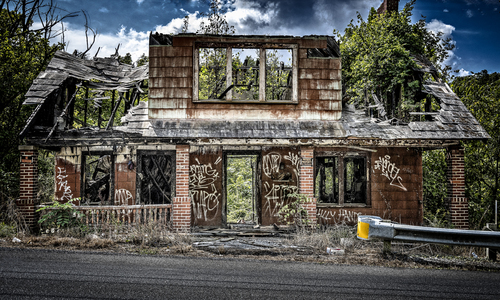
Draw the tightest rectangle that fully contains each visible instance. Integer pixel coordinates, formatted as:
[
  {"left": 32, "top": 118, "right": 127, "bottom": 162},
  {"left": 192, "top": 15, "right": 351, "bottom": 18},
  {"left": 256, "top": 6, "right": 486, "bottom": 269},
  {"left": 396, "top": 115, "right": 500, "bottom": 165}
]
[{"left": 2, "top": 233, "right": 500, "bottom": 272}]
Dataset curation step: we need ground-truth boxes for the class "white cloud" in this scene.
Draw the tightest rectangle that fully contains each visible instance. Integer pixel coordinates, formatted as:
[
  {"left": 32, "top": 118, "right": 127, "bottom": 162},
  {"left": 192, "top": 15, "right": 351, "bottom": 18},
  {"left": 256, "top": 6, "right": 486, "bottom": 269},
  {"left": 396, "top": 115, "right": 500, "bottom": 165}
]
[
  {"left": 60, "top": 23, "right": 149, "bottom": 62},
  {"left": 426, "top": 19, "right": 457, "bottom": 68},
  {"left": 443, "top": 9, "right": 449, "bottom": 13},
  {"left": 137, "top": 0, "right": 145, "bottom": 4},
  {"left": 466, "top": 9, "right": 474, "bottom": 17},
  {"left": 456, "top": 68, "right": 471, "bottom": 77},
  {"left": 99, "top": 7, "right": 109, "bottom": 13},
  {"left": 426, "top": 19, "right": 455, "bottom": 38}
]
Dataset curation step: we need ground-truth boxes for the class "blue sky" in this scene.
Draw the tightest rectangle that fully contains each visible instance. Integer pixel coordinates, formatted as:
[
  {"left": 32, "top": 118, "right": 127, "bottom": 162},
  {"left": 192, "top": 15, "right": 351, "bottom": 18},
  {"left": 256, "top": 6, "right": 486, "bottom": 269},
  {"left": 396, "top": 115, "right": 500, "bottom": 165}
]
[{"left": 52, "top": 0, "right": 500, "bottom": 75}]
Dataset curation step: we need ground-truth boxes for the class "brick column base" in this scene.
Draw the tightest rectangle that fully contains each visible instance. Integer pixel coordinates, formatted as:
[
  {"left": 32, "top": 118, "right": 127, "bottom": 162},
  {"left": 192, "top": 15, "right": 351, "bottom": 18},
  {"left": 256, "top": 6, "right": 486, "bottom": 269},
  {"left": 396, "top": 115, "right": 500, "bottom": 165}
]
[
  {"left": 18, "top": 145, "right": 40, "bottom": 232},
  {"left": 446, "top": 146, "right": 469, "bottom": 229},
  {"left": 172, "top": 197, "right": 191, "bottom": 231},
  {"left": 173, "top": 145, "right": 191, "bottom": 231},
  {"left": 300, "top": 147, "right": 317, "bottom": 227}
]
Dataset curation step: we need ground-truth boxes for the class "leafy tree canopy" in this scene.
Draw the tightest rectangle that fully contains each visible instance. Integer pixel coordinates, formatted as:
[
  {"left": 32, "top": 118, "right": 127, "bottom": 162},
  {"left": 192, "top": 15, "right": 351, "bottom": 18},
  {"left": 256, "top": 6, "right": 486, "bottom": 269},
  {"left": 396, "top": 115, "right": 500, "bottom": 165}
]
[
  {"left": 0, "top": 3, "right": 66, "bottom": 200},
  {"left": 336, "top": 0, "right": 454, "bottom": 110},
  {"left": 452, "top": 71, "right": 500, "bottom": 228}
]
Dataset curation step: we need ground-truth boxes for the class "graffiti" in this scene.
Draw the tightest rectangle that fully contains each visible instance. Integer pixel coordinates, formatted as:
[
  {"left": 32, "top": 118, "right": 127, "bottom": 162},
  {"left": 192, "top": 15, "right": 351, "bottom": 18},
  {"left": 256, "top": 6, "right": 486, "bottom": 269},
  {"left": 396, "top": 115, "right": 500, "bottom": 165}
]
[
  {"left": 317, "top": 209, "right": 361, "bottom": 224},
  {"left": 263, "top": 182, "right": 299, "bottom": 217},
  {"left": 191, "top": 190, "right": 220, "bottom": 221},
  {"left": 115, "top": 189, "right": 133, "bottom": 205},
  {"left": 189, "top": 158, "right": 221, "bottom": 221},
  {"left": 284, "top": 152, "right": 301, "bottom": 169},
  {"left": 263, "top": 152, "right": 282, "bottom": 178},
  {"left": 56, "top": 167, "right": 73, "bottom": 202},
  {"left": 374, "top": 155, "right": 407, "bottom": 191},
  {"left": 214, "top": 157, "right": 222, "bottom": 165}
]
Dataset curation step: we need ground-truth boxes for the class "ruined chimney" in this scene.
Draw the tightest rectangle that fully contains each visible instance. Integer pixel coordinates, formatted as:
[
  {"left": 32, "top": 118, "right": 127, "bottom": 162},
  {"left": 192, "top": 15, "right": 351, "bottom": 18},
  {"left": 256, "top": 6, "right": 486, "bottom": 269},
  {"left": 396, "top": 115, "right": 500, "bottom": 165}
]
[{"left": 377, "top": 0, "right": 400, "bottom": 15}]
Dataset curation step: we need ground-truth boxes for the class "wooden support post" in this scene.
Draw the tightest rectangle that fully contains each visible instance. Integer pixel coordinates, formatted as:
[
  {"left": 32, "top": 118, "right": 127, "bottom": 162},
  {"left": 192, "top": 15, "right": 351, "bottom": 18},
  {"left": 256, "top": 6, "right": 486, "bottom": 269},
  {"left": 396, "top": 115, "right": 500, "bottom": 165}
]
[{"left": 84, "top": 87, "right": 88, "bottom": 127}]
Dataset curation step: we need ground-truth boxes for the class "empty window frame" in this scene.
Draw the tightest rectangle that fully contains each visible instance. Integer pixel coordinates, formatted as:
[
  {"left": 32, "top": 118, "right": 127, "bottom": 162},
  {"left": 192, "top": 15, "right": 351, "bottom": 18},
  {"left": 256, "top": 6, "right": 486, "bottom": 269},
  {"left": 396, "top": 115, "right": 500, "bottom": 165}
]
[
  {"left": 81, "top": 153, "right": 114, "bottom": 205},
  {"left": 194, "top": 43, "right": 297, "bottom": 103},
  {"left": 315, "top": 155, "right": 368, "bottom": 205},
  {"left": 136, "top": 151, "right": 175, "bottom": 205}
]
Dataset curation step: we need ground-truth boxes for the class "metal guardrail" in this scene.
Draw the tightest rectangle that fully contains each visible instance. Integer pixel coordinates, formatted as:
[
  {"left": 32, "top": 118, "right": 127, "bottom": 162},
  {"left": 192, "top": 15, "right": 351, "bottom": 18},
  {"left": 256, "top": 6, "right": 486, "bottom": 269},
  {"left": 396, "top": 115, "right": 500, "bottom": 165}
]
[{"left": 357, "top": 215, "right": 500, "bottom": 248}]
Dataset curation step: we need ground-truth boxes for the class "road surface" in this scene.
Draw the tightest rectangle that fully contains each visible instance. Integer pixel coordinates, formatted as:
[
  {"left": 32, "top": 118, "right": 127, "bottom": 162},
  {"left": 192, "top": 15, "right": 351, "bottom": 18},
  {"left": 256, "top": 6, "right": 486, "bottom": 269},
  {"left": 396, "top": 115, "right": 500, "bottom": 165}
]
[{"left": 1, "top": 247, "right": 499, "bottom": 299}]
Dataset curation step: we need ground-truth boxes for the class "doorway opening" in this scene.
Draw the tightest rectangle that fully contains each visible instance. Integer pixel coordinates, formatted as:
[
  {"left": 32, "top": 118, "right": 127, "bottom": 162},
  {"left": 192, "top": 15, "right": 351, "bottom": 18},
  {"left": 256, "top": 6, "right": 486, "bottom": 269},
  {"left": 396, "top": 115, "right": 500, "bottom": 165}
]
[{"left": 225, "top": 154, "right": 259, "bottom": 224}]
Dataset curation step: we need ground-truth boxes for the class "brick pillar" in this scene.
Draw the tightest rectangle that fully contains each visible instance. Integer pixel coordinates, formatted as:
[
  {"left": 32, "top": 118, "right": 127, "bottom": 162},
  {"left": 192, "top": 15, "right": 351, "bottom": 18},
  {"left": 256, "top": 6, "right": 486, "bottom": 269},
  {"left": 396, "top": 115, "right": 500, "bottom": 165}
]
[
  {"left": 300, "top": 147, "right": 317, "bottom": 226},
  {"left": 172, "top": 145, "right": 191, "bottom": 231},
  {"left": 17, "top": 145, "right": 40, "bottom": 231},
  {"left": 446, "top": 145, "right": 468, "bottom": 229}
]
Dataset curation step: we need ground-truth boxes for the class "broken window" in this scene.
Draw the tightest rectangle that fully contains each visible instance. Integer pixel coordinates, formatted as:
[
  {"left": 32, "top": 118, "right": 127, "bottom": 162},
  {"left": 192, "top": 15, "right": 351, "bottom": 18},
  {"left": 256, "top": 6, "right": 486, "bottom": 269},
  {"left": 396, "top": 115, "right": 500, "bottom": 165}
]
[
  {"left": 136, "top": 151, "right": 175, "bottom": 205},
  {"left": 82, "top": 154, "right": 114, "bottom": 205},
  {"left": 198, "top": 48, "right": 227, "bottom": 100},
  {"left": 194, "top": 44, "right": 297, "bottom": 103},
  {"left": 232, "top": 49, "right": 260, "bottom": 100},
  {"left": 265, "top": 49, "right": 293, "bottom": 101},
  {"left": 315, "top": 155, "right": 367, "bottom": 205}
]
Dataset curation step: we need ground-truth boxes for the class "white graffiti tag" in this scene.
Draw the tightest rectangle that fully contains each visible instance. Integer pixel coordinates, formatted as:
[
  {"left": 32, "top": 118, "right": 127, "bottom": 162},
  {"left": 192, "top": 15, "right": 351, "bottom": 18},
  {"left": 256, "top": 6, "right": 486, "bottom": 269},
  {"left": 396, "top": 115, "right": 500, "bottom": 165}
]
[
  {"left": 189, "top": 159, "right": 221, "bottom": 221},
  {"left": 263, "top": 182, "right": 299, "bottom": 217},
  {"left": 56, "top": 167, "right": 73, "bottom": 202},
  {"left": 115, "top": 189, "right": 133, "bottom": 205},
  {"left": 263, "top": 153, "right": 281, "bottom": 178},
  {"left": 317, "top": 209, "right": 361, "bottom": 224},
  {"left": 374, "top": 155, "right": 407, "bottom": 191}
]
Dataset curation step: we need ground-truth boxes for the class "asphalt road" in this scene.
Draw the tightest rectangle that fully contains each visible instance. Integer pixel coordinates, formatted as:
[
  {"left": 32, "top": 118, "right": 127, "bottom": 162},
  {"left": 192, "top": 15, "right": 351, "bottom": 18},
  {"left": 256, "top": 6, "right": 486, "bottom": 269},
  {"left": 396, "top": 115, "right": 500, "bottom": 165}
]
[{"left": 0, "top": 247, "right": 499, "bottom": 299}]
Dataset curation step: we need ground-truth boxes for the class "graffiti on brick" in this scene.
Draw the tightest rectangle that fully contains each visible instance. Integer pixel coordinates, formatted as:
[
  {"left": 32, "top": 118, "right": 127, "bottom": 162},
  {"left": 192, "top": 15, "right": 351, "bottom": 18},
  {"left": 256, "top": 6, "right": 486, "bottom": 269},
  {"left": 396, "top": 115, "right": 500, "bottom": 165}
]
[
  {"left": 373, "top": 155, "right": 407, "bottom": 191},
  {"left": 317, "top": 209, "right": 361, "bottom": 224},
  {"left": 56, "top": 167, "right": 73, "bottom": 202},
  {"left": 115, "top": 189, "right": 133, "bottom": 205}
]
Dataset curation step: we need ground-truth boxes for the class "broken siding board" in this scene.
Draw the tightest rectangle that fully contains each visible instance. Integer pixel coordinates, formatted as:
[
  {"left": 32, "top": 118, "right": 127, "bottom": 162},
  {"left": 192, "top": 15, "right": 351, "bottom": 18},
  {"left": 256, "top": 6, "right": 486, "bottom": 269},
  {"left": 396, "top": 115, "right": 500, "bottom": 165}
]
[
  {"left": 299, "top": 58, "right": 341, "bottom": 69},
  {"left": 150, "top": 67, "right": 192, "bottom": 78},
  {"left": 163, "top": 46, "right": 193, "bottom": 57},
  {"left": 149, "top": 99, "right": 189, "bottom": 109},
  {"left": 300, "top": 79, "right": 340, "bottom": 90},
  {"left": 149, "top": 88, "right": 192, "bottom": 99},
  {"left": 299, "top": 69, "right": 341, "bottom": 80},
  {"left": 160, "top": 57, "right": 193, "bottom": 68}
]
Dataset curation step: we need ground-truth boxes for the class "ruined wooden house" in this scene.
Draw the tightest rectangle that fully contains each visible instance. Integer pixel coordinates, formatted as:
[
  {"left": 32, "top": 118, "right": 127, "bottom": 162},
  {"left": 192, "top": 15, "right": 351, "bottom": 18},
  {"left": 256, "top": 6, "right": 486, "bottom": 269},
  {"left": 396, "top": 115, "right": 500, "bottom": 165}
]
[{"left": 18, "top": 34, "right": 489, "bottom": 231}]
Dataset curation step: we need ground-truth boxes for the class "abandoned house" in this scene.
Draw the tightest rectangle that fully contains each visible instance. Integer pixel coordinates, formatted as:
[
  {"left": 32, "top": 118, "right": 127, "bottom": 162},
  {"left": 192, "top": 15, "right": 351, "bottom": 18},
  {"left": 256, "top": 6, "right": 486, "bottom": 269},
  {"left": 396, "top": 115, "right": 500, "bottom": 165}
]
[{"left": 17, "top": 33, "right": 489, "bottom": 231}]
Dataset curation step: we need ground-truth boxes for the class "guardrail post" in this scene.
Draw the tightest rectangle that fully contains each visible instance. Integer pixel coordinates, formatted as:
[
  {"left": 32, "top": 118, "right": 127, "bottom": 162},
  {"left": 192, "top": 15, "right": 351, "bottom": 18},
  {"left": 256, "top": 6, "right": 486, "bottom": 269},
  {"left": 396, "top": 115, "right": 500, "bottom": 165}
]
[{"left": 383, "top": 240, "right": 392, "bottom": 253}]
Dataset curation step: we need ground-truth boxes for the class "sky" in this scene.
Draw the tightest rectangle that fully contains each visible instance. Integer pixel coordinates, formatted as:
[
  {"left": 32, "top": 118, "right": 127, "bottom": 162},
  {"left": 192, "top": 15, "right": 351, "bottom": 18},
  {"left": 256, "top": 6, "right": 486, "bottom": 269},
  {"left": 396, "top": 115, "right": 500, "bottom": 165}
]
[{"left": 49, "top": 0, "right": 500, "bottom": 75}]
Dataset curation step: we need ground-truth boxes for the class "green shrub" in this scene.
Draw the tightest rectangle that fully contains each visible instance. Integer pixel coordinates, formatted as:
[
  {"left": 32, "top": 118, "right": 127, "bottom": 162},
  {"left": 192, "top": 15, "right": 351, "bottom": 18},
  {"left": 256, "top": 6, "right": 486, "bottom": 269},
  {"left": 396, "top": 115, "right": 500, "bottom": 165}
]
[{"left": 37, "top": 199, "right": 84, "bottom": 231}]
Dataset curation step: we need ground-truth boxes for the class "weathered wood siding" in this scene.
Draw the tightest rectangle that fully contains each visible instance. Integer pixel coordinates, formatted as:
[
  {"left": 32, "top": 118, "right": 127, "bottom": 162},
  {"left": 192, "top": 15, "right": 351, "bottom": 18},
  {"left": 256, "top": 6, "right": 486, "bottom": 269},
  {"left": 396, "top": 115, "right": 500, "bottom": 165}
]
[{"left": 149, "top": 36, "right": 342, "bottom": 121}]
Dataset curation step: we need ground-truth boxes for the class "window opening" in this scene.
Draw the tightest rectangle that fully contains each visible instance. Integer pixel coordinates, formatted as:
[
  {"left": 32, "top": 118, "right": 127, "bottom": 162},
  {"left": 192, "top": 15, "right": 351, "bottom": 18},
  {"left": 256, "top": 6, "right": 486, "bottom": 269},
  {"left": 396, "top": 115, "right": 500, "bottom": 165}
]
[
  {"left": 232, "top": 49, "right": 260, "bottom": 100},
  {"left": 82, "top": 154, "right": 113, "bottom": 205},
  {"left": 194, "top": 44, "right": 297, "bottom": 103},
  {"left": 137, "top": 152, "right": 174, "bottom": 205},
  {"left": 265, "top": 49, "right": 293, "bottom": 101},
  {"left": 344, "top": 157, "right": 366, "bottom": 203},
  {"left": 226, "top": 155, "right": 258, "bottom": 224},
  {"left": 315, "top": 157, "right": 339, "bottom": 203},
  {"left": 315, "top": 155, "right": 368, "bottom": 205},
  {"left": 198, "top": 48, "right": 227, "bottom": 100}
]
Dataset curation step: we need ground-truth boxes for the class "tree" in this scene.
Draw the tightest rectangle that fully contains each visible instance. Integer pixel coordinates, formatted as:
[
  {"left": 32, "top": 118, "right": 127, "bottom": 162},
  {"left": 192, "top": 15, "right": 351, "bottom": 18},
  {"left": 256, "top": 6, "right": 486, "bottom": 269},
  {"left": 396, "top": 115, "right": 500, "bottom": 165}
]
[
  {"left": 452, "top": 71, "right": 500, "bottom": 229},
  {"left": 336, "top": 0, "right": 454, "bottom": 118},
  {"left": 0, "top": 0, "right": 76, "bottom": 203},
  {"left": 197, "top": 0, "right": 234, "bottom": 35}
]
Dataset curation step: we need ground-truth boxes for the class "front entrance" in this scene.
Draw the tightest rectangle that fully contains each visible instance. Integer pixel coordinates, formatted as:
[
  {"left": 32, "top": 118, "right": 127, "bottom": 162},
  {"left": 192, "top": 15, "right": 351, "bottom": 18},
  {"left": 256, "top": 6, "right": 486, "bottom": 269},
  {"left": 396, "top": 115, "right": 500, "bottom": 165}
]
[{"left": 224, "top": 153, "right": 260, "bottom": 225}]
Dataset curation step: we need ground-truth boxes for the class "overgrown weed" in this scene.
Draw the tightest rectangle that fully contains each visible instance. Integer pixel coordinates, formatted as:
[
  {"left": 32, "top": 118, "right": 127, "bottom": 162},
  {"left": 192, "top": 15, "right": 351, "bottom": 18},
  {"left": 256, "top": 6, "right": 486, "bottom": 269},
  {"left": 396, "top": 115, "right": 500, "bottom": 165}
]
[{"left": 286, "top": 224, "right": 361, "bottom": 252}]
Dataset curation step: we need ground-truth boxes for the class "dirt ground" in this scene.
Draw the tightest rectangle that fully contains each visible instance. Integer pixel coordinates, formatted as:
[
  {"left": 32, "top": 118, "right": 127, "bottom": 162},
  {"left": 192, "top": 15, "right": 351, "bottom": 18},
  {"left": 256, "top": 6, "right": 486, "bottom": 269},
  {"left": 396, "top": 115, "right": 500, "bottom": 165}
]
[{"left": 1, "top": 230, "right": 499, "bottom": 272}]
